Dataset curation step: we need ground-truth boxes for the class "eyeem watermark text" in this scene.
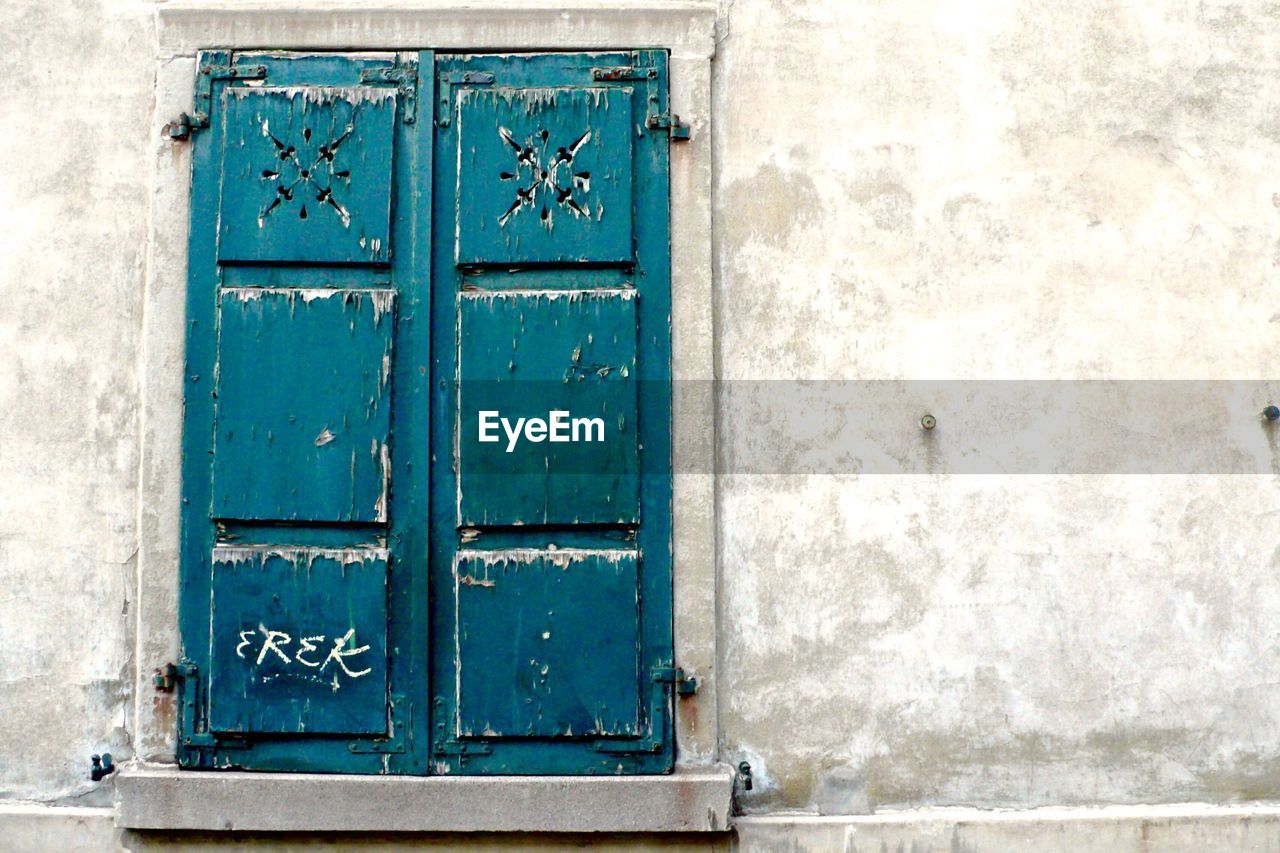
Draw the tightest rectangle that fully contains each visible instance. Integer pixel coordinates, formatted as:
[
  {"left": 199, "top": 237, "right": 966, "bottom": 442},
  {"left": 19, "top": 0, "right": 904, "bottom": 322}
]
[{"left": 478, "top": 410, "right": 605, "bottom": 452}]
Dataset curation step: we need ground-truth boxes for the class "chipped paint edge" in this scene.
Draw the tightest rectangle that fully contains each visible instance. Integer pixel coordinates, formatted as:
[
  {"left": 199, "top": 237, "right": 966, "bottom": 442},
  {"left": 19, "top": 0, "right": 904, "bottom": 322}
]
[
  {"left": 228, "top": 85, "right": 399, "bottom": 105},
  {"left": 211, "top": 544, "right": 391, "bottom": 565}
]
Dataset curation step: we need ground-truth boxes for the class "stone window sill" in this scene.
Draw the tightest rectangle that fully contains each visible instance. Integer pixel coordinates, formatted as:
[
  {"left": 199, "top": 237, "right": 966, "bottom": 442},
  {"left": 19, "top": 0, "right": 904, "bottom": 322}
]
[{"left": 115, "top": 764, "right": 734, "bottom": 833}]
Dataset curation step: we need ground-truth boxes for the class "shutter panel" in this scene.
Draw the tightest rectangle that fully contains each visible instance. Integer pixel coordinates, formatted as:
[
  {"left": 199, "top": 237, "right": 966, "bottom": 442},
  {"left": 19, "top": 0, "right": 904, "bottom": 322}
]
[
  {"left": 455, "top": 86, "right": 634, "bottom": 264},
  {"left": 430, "top": 52, "right": 675, "bottom": 773},
  {"left": 457, "top": 289, "right": 639, "bottom": 526},
  {"left": 211, "top": 288, "right": 393, "bottom": 523},
  {"left": 217, "top": 88, "right": 396, "bottom": 264},
  {"left": 208, "top": 547, "right": 389, "bottom": 735},
  {"left": 455, "top": 551, "right": 641, "bottom": 739},
  {"left": 178, "top": 51, "right": 430, "bottom": 772}
]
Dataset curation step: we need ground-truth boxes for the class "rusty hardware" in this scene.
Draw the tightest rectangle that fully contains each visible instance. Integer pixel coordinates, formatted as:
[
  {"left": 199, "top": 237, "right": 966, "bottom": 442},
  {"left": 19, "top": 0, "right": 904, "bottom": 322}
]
[
  {"left": 153, "top": 662, "right": 177, "bottom": 692},
  {"left": 361, "top": 62, "right": 419, "bottom": 125},
  {"left": 593, "top": 664, "right": 698, "bottom": 755},
  {"left": 173, "top": 61, "right": 268, "bottom": 137},
  {"left": 1264, "top": 405, "right": 1280, "bottom": 422},
  {"left": 920, "top": 413, "right": 937, "bottom": 430},
  {"left": 436, "top": 71, "right": 495, "bottom": 127},
  {"left": 646, "top": 113, "right": 691, "bottom": 141},
  {"left": 89, "top": 754, "right": 114, "bottom": 782},
  {"left": 170, "top": 63, "right": 268, "bottom": 140},
  {"left": 653, "top": 665, "right": 698, "bottom": 696},
  {"left": 172, "top": 660, "right": 250, "bottom": 753},
  {"left": 592, "top": 66, "right": 658, "bottom": 82},
  {"left": 593, "top": 66, "right": 688, "bottom": 140},
  {"left": 168, "top": 112, "right": 194, "bottom": 141},
  {"left": 737, "top": 761, "right": 753, "bottom": 791}
]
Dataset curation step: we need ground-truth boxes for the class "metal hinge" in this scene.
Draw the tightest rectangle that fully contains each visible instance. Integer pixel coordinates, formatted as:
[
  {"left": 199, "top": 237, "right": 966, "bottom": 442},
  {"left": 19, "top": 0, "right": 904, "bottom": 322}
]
[
  {"left": 647, "top": 112, "right": 692, "bottom": 142},
  {"left": 433, "top": 740, "right": 493, "bottom": 756},
  {"left": 594, "top": 64, "right": 690, "bottom": 142},
  {"left": 153, "top": 662, "right": 178, "bottom": 692},
  {"left": 172, "top": 60, "right": 267, "bottom": 139},
  {"left": 349, "top": 696, "right": 409, "bottom": 753},
  {"left": 361, "top": 61, "right": 419, "bottom": 125},
  {"left": 90, "top": 753, "right": 116, "bottom": 782},
  {"left": 436, "top": 71, "right": 495, "bottom": 127},
  {"left": 653, "top": 664, "right": 699, "bottom": 695},
  {"left": 593, "top": 663, "right": 695, "bottom": 754},
  {"left": 349, "top": 739, "right": 405, "bottom": 754},
  {"left": 174, "top": 661, "right": 251, "bottom": 753},
  {"left": 592, "top": 66, "right": 658, "bottom": 82}
]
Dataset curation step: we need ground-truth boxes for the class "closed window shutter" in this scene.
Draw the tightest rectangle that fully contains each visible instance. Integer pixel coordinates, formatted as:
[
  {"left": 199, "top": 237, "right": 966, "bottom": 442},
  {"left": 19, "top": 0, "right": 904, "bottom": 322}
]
[
  {"left": 178, "top": 49, "right": 674, "bottom": 776},
  {"left": 177, "top": 51, "right": 429, "bottom": 772},
  {"left": 429, "top": 51, "right": 675, "bottom": 774}
]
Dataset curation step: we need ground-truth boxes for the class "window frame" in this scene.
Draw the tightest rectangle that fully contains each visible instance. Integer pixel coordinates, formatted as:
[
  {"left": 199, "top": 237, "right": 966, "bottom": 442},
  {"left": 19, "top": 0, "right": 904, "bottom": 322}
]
[{"left": 127, "top": 0, "right": 721, "bottom": 829}]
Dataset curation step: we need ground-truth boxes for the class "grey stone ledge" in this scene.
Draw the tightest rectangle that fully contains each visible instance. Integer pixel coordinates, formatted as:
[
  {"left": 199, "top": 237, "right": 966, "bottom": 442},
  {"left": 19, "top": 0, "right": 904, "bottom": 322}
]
[
  {"left": 156, "top": 1, "right": 719, "bottom": 60},
  {"left": 115, "top": 764, "right": 735, "bottom": 833}
]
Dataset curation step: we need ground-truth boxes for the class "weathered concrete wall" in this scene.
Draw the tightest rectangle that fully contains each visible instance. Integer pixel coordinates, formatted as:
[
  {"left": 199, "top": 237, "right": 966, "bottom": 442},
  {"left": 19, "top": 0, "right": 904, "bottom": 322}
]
[
  {"left": 10, "top": 0, "right": 1280, "bottom": 845},
  {"left": 0, "top": 0, "right": 155, "bottom": 804},
  {"left": 716, "top": 0, "right": 1280, "bottom": 815},
  {"left": 734, "top": 807, "right": 1280, "bottom": 852}
]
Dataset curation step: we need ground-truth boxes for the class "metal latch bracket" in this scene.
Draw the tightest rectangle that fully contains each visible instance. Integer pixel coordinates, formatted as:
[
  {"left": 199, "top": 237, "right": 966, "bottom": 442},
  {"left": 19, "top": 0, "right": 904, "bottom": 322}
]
[
  {"left": 593, "top": 663, "right": 696, "bottom": 754},
  {"left": 173, "top": 661, "right": 251, "bottom": 753},
  {"left": 592, "top": 66, "right": 658, "bottom": 82},
  {"left": 175, "top": 61, "right": 267, "bottom": 138},
  {"left": 647, "top": 113, "right": 692, "bottom": 141},
  {"left": 433, "top": 740, "right": 494, "bottom": 756},
  {"left": 361, "top": 62, "right": 420, "bottom": 125},
  {"left": 436, "top": 71, "right": 495, "bottom": 127},
  {"left": 653, "top": 664, "right": 699, "bottom": 695}
]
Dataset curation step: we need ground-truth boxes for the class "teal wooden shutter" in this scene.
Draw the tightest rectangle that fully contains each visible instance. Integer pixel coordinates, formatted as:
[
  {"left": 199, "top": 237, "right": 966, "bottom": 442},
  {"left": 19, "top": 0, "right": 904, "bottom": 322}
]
[
  {"left": 428, "top": 52, "right": 675, "bottom": 773},
  {"left": 178, "top": 49, "right": 675, "bottom": 776},
  {"left": 177, "top": 51, "right": 432, "bottom": 772}
]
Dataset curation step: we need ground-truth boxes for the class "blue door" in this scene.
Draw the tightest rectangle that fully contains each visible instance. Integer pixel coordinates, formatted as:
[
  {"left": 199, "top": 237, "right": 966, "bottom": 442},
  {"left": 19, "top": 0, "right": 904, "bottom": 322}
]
[{"left": 178, "top": 49, "right": 673, "bottom": 774}]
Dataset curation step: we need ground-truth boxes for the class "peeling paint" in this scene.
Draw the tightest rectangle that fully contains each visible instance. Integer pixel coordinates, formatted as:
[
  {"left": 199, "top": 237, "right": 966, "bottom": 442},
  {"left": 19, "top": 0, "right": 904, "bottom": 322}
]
[
  {"left": 212, "top": 545, "right": 389, "bottom": 568},
  {"left": 229, "top": 85, "right": 398, "bottom": 106},
  {"left": 456, "top": 547, "right": 636, "bottom": 573}
]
